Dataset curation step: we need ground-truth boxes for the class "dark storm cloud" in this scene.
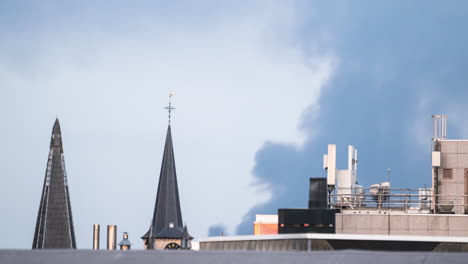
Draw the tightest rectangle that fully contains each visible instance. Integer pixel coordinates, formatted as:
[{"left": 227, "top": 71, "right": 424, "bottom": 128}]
[
  {"left": 237, "top": 1, "right": 468, "bottom": 234},
  {"left": 207, "top": 224, "right": 229, "bottom": 237}
]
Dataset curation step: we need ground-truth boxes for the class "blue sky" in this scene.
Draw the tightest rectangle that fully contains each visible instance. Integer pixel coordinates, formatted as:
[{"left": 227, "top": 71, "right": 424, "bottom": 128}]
[{"left": 2, "top": 1, "right": 468, "bottom": 248}]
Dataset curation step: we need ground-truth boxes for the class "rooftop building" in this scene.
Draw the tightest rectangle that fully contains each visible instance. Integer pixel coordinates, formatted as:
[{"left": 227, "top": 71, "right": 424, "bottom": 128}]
[{"left": 201, "top": 115, "right": 468, "bottom": 252}]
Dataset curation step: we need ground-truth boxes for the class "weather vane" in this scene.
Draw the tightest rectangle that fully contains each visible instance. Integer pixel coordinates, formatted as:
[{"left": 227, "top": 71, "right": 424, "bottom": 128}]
[{"left": 164, "top": 94, "right": 175, "bottom": 124}]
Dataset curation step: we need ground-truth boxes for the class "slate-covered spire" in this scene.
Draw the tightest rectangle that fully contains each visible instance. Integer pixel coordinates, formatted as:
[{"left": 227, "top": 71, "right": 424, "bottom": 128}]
[
  {"left": 32, "top": 118, "right": 76, "bottom": 249},
  {"left": 142, "top": 125, "right": 187, "bottom": 242},
  {"left": 181, "top": 225, "right": 194, "bottom": 249}
]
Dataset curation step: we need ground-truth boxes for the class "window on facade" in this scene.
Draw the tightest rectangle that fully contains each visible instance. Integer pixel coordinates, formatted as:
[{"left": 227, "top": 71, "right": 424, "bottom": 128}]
[{"left": 443, "top": 168, "right": 453, "bottom": 179}]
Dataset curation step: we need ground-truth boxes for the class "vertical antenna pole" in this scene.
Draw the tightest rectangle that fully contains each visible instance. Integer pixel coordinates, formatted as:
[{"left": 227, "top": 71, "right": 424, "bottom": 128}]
[{"left": 432, "top": 115, "right": 447, "bottom": 140}]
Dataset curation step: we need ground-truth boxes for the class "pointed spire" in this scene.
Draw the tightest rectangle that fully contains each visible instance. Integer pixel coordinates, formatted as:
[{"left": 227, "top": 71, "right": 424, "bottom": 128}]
[
  {"left": 52, "top": 118, "right": 61, "bottom": 135},
  {"left": 142, "top": 124, "right": 185, "bottom": 241},
  {"left": 33, "top": 119, "right": 76, "bottom": 249},
  {"left": 50, "top": 118, "right": 63, "bottom": 151},
  {"left": 146, "top": 223, "right": 154, "bottom": 250},
  {"left": 181, "top": 225, "right": 193, "bottom": 249},
  {"left": 142, "top": 102, "right": 192, "bottom": 246}
]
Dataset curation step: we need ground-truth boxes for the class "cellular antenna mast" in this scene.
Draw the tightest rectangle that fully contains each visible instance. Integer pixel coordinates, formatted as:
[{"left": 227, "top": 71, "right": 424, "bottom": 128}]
[{"left": 164, "top": 94, "right": 175, "bottom": 124}]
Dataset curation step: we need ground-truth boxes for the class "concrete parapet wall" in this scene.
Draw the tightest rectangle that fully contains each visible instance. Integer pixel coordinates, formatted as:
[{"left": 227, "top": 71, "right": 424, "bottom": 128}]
[
  {"left": 200, "top": 239, "right": 312, "bottom": 251},
  {"left": 198, "top": 233, "right": 468, "bottom": 252},
  {"left": 336, "top": 213, "right": 468, "bottom": 236}
]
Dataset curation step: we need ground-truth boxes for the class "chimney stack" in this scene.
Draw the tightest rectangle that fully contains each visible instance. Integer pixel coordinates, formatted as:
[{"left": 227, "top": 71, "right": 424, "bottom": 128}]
[
  {"left": 107, "top": 225, "right": 117, "bottom": 250},
  {"left": 93, "top": 224, "right": 100, "bottom": 250}
]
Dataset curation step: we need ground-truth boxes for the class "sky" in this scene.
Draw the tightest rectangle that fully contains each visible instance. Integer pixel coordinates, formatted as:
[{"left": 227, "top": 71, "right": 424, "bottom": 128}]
[{"left": 2, "top": 1, "right": 468, "bottom": 249}]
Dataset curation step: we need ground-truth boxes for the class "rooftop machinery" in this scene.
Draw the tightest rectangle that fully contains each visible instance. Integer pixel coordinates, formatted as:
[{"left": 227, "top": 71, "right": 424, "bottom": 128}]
[
  {"left": 323, "top": 145, "right": 395, "bottom": 209},
  {"left": 324, "top": 145, "right": 361, "bottom": 207}
]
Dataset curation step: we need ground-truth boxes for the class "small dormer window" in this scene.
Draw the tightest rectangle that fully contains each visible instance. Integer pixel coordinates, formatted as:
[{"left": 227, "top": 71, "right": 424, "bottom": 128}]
[{"left": 169, "top": 222, "right": 174, "bottom": 228}]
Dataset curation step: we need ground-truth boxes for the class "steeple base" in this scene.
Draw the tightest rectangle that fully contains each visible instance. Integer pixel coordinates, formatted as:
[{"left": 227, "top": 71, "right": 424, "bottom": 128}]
[{"left": 144, "top": 239, "right": 188, "bottom": 250}]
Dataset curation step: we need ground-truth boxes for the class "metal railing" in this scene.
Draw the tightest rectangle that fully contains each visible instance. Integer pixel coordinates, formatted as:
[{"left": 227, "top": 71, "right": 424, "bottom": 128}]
[{"left": 329, "top": 187, "right": 468, "bottom": 214}]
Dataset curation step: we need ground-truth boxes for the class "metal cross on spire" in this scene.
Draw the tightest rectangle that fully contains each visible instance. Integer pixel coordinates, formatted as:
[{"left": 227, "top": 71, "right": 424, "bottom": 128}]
[{"left": 164, "top": 94, "right": 175, "bottom": 124}]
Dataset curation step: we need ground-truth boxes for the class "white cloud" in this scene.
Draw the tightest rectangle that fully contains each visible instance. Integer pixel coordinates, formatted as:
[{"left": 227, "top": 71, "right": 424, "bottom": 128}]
[{"left": 1, "top": 2, "right": 334, "bottom": 248}]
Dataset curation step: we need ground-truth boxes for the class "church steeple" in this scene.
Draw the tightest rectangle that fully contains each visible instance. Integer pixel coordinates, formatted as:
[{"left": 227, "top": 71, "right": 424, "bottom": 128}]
[
  {"left": 32, "top": 118, "right": 76, "bottom": 249},
  {"left": 142, "top": 96, "right": 191, "bottom": 249}
]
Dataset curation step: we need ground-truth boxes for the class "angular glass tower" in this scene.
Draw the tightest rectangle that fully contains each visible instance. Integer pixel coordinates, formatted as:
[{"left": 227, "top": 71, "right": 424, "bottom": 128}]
[{"left": 32, "top": 119, "right": 76, "bottom": 249}]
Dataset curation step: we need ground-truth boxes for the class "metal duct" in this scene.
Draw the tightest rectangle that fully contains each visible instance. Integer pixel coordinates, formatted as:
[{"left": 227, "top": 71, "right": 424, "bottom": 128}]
[
  {"left": 107, "top": 225, "right": 117, "bottom": 250},
  {"left": 93, "top": 224, "right": 100, "bottom": 250}
]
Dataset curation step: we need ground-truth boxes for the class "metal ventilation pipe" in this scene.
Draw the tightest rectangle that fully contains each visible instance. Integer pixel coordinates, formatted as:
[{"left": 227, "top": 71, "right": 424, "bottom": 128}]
[
  {"left": 93, "top": 224, "right": 100, "bottom": 250},
  {"left": 107, "top": 225, "right": 117, "bottom": 250},
  {"left": 118, "top": 232, "right": 132, "bottom": 251}
]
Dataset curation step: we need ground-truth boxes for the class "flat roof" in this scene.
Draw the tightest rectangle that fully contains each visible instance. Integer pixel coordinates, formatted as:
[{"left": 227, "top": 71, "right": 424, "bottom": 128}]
[
  {"left": 436, "top": 139, "right": 468, "bottom": 142},
  {"left": 198, "top": 233, "right": 468, "bottom": 243},
  {"left": 2, "top": 250, "right": 468, "bottom": 264}
]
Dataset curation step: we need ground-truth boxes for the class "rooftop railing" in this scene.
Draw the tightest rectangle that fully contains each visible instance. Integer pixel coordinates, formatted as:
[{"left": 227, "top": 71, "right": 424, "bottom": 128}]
[{"left": 328, "top": 187, "right": 468, "bottom": 214}]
